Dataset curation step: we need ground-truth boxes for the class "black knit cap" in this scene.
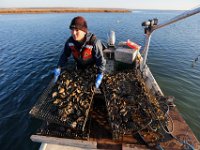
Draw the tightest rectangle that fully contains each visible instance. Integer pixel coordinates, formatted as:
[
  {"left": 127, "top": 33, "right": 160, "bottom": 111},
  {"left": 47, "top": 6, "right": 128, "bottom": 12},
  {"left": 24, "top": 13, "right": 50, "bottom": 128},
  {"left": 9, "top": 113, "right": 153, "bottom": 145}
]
[{"left": 69, "top": 16, "right": 88, "bottom": 33}]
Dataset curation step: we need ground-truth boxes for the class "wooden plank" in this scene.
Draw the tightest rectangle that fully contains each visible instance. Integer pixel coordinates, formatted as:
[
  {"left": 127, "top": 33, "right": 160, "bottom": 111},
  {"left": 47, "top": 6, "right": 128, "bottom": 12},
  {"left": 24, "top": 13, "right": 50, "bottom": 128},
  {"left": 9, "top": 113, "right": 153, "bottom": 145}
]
[
  {"left": 31, "top": 135, "right": 97, "bottom": 149},
  {"left": 43, "top": 143, "right": 97, "bottom": 150}
]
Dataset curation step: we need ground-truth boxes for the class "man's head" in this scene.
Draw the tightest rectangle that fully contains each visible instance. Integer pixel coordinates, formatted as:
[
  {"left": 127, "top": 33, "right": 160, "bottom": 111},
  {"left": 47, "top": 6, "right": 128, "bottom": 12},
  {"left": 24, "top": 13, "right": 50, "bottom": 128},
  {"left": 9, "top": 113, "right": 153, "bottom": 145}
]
[
  {"left": 69, "top": 16, "right": 88, "bottom": 42},
  {"left": 70, "top": 16, "right": 88, "bottom": 32}
]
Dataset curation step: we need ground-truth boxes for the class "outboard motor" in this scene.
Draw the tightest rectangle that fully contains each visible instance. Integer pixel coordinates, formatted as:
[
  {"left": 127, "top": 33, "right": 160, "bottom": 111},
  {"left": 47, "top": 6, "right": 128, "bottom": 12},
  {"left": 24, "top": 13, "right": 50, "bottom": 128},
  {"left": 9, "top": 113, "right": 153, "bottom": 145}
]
[
  {"left": 108, "top": 31, "right": 116, "bottom": 47},
  {"left": 103, "top": 31, "right": 116, "bottom": 74}
]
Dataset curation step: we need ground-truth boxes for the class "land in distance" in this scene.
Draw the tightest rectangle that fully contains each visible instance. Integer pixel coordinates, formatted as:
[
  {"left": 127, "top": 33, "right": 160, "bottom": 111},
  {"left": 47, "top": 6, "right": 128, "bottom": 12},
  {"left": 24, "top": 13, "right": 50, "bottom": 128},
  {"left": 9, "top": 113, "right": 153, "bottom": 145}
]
[{"left": 0, "top": 7, "right": 132, "bottom": 14}]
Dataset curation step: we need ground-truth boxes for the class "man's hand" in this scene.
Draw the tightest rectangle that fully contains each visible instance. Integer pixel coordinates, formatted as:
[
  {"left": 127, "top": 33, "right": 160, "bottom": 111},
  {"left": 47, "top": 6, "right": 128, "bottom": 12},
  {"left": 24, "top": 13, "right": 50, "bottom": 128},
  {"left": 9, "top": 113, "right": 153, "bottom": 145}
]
[
  {"left": 53, "top": 68, "right": 61, "bottom": 83},
  {"left": 95, "top": 73, "right": 103, "bottom": 89}
]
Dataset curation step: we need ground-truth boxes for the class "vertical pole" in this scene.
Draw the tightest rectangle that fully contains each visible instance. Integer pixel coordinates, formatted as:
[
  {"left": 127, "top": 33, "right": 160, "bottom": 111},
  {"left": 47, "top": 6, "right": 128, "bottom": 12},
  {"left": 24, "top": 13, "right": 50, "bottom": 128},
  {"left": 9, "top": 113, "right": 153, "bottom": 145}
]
[{"left": 141, "top": 33, "right": 152, "bottom": 71}]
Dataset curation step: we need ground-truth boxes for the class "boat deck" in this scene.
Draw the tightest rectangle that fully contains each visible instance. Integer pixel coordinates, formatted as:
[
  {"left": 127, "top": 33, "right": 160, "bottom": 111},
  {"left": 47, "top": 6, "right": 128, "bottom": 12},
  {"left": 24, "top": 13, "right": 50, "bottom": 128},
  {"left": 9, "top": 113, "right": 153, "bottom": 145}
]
[{"left": 31, "top": 94, "right": 200, "bottom": 150}]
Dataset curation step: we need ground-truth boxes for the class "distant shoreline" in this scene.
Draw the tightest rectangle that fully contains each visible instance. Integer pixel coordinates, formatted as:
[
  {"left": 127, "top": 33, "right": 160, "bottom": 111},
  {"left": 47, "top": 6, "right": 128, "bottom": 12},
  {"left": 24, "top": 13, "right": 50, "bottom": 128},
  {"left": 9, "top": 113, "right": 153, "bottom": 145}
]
[{"left": 0, "top": 8, "right": 132, "bottom": 14}]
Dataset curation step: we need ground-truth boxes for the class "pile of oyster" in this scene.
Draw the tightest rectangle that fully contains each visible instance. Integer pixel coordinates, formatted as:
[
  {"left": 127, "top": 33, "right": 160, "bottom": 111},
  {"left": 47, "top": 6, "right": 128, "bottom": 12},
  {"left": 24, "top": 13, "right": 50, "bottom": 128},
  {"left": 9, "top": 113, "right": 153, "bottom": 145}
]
[
  {"left": 48, "top": 66, "right": 168, "bottom": 143},
  {"left": 103, "top": 69, "right": 168, "bottom": 141},
  {"left": 50, "top": 67, "right": 97, "bottom": 130}
]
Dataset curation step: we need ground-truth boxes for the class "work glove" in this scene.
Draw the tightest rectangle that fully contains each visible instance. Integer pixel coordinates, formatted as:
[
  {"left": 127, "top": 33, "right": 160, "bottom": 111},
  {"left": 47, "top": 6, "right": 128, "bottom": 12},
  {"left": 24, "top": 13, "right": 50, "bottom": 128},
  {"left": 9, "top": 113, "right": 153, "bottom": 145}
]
[
  {"left": 95, "top": 73, "right": 103, "bottom": 89},
  {"left": 53, "top": 68, "right": 61, "bottom": 83}
]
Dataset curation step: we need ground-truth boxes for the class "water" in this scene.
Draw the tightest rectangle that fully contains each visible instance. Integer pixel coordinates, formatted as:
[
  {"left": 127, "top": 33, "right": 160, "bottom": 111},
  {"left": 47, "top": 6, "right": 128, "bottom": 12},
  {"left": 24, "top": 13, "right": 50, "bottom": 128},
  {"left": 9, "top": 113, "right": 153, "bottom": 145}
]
[{"left": 0, "top": 10, "right": 200, "bottom": 149}]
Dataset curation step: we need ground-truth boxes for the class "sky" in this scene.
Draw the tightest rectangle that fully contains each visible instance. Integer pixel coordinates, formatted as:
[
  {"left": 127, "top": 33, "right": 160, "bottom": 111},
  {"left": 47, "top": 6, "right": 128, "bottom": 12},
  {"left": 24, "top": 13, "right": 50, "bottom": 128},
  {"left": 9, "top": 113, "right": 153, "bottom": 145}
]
[{"left": 0, "top": 0, "right": 199, "bottom": 10}]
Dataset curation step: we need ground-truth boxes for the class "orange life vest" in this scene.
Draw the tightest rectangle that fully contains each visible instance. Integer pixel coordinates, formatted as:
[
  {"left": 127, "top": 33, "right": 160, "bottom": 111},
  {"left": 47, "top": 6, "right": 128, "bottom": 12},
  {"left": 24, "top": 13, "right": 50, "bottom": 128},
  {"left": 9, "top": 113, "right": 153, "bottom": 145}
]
[{"left": 69, "top": 43, "right": 93, "bottom": 61}]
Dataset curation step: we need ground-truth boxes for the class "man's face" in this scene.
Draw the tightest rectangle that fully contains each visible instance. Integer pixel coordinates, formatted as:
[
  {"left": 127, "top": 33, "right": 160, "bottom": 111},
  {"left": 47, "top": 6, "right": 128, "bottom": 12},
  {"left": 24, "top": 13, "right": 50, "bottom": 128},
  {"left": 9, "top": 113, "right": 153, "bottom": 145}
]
[{"left": 71, "top": 28, "right": 86, "bottom": 42}]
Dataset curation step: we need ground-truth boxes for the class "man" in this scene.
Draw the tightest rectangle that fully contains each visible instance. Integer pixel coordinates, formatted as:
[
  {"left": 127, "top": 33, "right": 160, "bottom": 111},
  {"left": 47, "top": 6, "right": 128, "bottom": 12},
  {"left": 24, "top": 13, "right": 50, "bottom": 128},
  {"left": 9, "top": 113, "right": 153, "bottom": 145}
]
[{"left": 54, "top": 16, "right": 106, "bottom": 89}]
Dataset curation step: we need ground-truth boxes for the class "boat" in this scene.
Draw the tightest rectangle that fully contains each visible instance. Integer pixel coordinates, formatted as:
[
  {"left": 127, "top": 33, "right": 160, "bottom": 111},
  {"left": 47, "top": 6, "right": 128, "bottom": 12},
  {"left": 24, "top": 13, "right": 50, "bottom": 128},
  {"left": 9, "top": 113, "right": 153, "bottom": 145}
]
[{"left": 29, "top": 7, "right": 200, "bottom": 150}]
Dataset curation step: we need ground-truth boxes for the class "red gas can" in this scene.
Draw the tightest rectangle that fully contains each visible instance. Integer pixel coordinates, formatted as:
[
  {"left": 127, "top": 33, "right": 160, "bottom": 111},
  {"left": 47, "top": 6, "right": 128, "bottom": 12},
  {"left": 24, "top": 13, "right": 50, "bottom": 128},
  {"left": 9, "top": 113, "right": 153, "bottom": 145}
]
[{"left": 126, "top": 39, "right": 141, "bottom": 50}]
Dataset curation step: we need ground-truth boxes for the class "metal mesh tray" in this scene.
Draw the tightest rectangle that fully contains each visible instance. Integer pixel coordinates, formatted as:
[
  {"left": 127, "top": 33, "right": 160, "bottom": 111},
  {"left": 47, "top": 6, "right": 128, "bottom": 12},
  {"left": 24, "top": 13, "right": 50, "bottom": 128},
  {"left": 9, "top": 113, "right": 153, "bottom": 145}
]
[
  {"left": 30, "top": 69, "right": 96, "bottom": 131},
  {"left": 102, "top": 70, "right": 168, "bottom": 139},
  {"left": 35, "top": 122, "right": 89, "bottom": 139},
  {"left": 33, "top": 95, "right": 112, "bottom": 141}
]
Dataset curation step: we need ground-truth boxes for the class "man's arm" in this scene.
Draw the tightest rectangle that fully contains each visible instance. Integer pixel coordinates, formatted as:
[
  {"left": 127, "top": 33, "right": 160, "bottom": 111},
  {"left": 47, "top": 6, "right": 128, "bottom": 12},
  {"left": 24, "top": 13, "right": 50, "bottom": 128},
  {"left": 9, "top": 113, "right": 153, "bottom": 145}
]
[{"left": 93, "top": 39, "right": 106, "bottom": 74}]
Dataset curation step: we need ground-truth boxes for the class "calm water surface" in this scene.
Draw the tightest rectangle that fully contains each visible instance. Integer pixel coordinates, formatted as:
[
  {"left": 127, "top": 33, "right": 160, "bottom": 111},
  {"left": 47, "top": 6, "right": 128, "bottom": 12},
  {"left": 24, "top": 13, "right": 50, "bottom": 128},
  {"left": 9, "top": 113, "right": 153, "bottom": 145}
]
[{"left": 0, "top": 11, "right": 200, "bottom": 150}]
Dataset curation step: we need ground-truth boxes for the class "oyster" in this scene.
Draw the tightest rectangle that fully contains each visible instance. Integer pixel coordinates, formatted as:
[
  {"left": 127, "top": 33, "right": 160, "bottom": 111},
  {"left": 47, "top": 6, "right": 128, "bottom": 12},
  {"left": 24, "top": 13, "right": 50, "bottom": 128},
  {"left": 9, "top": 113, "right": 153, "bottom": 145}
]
[{"left": 50, "top": 67, "right": 97, "bottom": 130}]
